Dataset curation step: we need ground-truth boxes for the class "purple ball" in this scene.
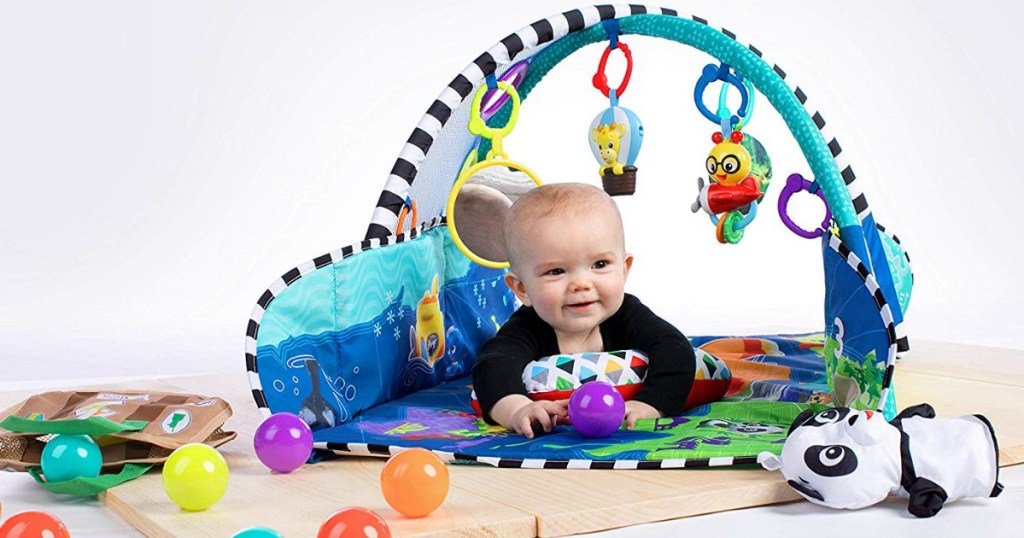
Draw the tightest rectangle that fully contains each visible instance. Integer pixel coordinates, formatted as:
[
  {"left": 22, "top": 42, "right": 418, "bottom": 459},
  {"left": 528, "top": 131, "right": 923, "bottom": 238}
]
[
  {"left": 254, "top": 412, "right": 313, "bottom": 473},
  {"left": 568, "top": 381, "right": 625, "bottom": 438}
]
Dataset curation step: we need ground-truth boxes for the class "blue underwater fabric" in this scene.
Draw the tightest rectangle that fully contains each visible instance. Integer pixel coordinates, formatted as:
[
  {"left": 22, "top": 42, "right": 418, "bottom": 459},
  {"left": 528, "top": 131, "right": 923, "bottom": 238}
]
[{"left": 255, "top": 227, "right": 516, "bottom": 426}]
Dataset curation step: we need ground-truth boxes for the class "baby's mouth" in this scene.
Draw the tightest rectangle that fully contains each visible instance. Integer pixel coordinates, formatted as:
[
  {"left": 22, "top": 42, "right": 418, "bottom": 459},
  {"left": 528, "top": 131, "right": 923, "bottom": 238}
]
[{"left": 566, "top": 301, "right": 597, "bottom": 311}]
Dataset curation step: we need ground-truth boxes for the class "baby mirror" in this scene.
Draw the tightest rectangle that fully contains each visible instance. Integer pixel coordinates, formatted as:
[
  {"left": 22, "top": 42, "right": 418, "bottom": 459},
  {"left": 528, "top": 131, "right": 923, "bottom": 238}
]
[{"left": 447, "top": 159, "right": 542, "bottom": 268}]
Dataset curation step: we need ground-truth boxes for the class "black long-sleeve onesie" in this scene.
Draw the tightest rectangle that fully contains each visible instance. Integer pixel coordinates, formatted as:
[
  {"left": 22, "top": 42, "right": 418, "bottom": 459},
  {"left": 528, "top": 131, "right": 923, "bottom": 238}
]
[{"left": 471, "top": 293, "right": 695, "bottom": 424}]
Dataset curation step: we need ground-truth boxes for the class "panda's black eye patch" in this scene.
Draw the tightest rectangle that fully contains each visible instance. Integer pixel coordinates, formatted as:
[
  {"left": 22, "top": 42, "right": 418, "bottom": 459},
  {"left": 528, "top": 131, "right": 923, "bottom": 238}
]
[
  {"left": 805, "top": 408, "right": 852, "bottom": 428},
  {"left": 804, "top": 444, "right": 858, "bottom": 477}
]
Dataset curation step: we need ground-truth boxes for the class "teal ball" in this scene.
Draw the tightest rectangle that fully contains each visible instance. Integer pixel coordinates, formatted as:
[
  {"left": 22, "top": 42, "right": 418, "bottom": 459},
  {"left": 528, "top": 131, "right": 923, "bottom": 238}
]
[
  {"left": 232, "top": 527, "right": 284, "bottom": 538},
  {"left": 40, "top": 434, "right": 103, "bottom": 482}
]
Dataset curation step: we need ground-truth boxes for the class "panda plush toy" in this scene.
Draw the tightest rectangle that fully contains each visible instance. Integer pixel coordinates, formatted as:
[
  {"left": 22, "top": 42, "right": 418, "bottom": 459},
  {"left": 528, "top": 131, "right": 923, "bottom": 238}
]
[{"left": 757, "top": 404, "right": 1003, "bottom": 517}]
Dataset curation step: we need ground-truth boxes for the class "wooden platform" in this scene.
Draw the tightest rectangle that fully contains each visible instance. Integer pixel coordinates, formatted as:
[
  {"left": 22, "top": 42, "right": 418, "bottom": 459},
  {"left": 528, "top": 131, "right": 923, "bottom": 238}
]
[{"left": 3, "top": 341, "right": 1021, "bottom": 537}]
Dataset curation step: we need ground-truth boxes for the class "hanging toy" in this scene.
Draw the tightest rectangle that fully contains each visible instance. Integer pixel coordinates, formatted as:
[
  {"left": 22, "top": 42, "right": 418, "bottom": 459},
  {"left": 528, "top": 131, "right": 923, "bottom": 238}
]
[
  {"left": 690, "top": 63, "right": 773, "bottom": 244},
  {"left": 589, "top": 20, "right": 643, "bottom": 196},
  {"left": 458, "top": 58, "right": 532, "bottom": 179},
  {"left": 778, "top": 172, "right": 833, "bottom": 239},
  {"left": 447, "top": 79, "right": 543, "bottom": 269}
]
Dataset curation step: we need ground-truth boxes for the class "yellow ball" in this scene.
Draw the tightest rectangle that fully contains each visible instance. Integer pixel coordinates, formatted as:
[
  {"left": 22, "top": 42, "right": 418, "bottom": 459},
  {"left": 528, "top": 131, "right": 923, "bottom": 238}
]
[{"left": 162, "top": 443, "right": 229, "bottom": 511}]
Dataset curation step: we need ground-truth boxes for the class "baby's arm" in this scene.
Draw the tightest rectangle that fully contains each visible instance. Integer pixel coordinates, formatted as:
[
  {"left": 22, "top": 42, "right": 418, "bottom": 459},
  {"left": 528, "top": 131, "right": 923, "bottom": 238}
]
[
  {"left": 472, "top": 309, "right": 551, "bottom": 429},
  {"left": 490, "top": 395, "right": 569, "bottom": 438},
  {"left": 614, "top": 295, "right": 696, "bottom": 418}
]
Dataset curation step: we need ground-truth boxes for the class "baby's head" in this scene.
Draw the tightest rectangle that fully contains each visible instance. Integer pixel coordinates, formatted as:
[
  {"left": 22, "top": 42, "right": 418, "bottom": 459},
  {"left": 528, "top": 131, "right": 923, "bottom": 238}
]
[{"left": 503, "top": 183, "right": 633, "bottom": 338}]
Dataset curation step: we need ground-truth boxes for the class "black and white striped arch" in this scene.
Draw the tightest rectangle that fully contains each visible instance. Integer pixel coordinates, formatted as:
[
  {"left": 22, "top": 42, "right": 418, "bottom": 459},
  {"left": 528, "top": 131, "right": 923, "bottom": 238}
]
[
  {"left": 876, "top": 223, "right": 913, "bottom": 352},
  {"left": 319, "top": 441, "right": 758, "bottom": 469},
  {"left": 245, "top": 217, "right": 447, "bottom": 417},
  {"left": 366, "top": 4, "right": 875, "bottom": 240},
  {"left": 827, "top": 232, "right": 899, "bottom": 412}
]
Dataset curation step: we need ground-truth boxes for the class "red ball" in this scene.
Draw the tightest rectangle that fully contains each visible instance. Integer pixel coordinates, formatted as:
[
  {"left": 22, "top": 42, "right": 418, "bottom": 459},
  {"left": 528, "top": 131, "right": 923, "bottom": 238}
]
[
  {"left": 730, "top": 130, "right": 744, "bottom": 143},
  {"left": 711, "top": 132, "right": 723, "bottom": 143},
  {"left": 0, "top": 510, "right": 71, "bottom": 538},
  {"left": 317, "top": 507, "right": 391, "bottom": 538}
]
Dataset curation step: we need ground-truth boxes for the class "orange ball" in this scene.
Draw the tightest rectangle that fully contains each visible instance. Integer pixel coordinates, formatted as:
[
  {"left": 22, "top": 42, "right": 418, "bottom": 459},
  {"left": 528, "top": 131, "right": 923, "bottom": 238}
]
[
  {"left": 380, "top": 448, "right": 449, "bottom": 517},
  {"left": 0, "top": 510, "right": 71, "bottom": 538},
  {"left": 317, "top": 507, "right": 391, "bottom": 538}
]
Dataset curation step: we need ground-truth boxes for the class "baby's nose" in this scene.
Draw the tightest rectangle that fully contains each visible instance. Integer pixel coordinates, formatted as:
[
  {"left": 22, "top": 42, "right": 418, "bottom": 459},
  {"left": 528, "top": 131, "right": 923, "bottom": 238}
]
[{"left": 569, "top": 277, "right": 593, "bottom": 291}]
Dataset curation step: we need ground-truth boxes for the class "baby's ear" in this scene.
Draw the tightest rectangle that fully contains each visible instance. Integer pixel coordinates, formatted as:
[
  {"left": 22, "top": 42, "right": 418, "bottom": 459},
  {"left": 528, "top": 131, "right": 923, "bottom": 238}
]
[
  {"left": 622, "top": 253, "right": 634, "bottom": 279},
  {"left": 504, "top": 272, "right": 531, "bottom": 307}
]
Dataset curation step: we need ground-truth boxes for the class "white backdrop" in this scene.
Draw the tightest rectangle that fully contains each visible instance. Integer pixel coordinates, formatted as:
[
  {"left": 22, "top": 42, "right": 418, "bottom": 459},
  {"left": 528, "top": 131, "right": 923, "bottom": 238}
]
[{"left": 2, "top": 0, "right": 1022, "bottom": 385}]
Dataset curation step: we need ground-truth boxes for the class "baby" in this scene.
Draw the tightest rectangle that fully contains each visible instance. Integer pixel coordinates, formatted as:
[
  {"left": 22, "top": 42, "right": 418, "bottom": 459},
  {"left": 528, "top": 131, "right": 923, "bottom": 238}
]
[{"left": 472, "top": 183, "right": 695, "bottom": 438}]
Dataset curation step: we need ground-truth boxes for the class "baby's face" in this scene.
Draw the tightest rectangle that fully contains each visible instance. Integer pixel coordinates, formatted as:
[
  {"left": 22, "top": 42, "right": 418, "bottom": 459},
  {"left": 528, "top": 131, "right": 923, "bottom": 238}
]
[{"left": 507, "top": 208, "right": 632, "bottom": 340}]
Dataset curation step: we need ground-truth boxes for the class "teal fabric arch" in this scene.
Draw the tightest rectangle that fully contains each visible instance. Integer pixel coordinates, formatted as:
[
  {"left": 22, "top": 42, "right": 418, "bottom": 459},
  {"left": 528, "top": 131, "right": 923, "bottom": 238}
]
[{"left": 482, "top": 14, "right": 871, "bottom": 268}]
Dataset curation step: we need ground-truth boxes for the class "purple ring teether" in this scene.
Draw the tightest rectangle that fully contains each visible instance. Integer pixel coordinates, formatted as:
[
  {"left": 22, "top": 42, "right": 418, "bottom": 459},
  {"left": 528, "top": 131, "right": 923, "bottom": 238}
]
[
  {"left": 778, "top": 173, "right": 832, "bottom": 239},
  {"left": 480, "top": 60, "right": 530, "bottom": 120}
]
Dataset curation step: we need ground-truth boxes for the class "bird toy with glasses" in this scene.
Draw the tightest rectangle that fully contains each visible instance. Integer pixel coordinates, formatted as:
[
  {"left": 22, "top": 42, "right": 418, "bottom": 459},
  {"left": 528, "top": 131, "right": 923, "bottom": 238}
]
[{"left": 690, "top": 63, "right": 773, "bottom": 244}]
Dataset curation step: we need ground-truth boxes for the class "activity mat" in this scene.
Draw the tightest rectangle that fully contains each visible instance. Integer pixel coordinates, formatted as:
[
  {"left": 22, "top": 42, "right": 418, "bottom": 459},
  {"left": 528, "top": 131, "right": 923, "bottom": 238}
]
[
  {"left": 300, "top": 334, "right": 837, "bottom": 468},
  {"left": 245, "top": 5, "right": 913, "bottom": 468}
]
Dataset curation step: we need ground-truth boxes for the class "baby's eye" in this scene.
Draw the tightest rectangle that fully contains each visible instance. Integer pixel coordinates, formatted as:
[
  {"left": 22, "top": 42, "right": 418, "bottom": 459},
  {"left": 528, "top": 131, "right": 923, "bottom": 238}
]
[
  {"left": 546, "top": 268, "right": 565, "bottom": 276},
  {"left": 593, "top": 260, "right": 609, "bottom": 269}
]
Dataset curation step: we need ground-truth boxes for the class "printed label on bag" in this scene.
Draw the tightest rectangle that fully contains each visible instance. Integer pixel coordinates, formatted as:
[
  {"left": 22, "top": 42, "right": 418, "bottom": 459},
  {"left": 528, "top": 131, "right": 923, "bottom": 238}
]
[
  {"left": 161, "top": 410, "right": 192, "bottom": 434},
  {"left": 75, "top": 401, "right": 123, "bottom": 419}
]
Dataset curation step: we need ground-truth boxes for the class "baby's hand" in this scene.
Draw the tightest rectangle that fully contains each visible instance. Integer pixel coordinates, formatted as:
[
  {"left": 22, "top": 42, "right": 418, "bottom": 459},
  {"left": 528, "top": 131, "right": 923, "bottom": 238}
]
[
  {"left": 511, "top": 399, "right": 569, "bottom": 439},
  {"left": 623, "top": 400, "right": 662, "bottom": 430}
]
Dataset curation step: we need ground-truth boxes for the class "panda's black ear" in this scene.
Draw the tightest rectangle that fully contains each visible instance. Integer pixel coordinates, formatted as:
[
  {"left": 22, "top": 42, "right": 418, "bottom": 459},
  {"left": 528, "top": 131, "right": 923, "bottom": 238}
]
[
  {"left": 788, "top": 409, "right": 816, "bottom": 435},
  {"left": 892, "top": 403, "right": 936, "bottom": 423}
]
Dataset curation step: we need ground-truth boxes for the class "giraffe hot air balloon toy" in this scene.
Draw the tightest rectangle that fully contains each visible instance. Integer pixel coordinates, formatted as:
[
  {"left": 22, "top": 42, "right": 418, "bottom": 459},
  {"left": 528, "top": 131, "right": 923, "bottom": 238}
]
[{"left": 589, "top": 20, "right": 644, "bottom": 196}]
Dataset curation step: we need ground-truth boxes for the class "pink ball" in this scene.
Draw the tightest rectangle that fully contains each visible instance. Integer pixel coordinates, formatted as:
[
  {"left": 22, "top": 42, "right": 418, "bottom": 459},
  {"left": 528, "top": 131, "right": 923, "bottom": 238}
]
[
  {"left": 254, "top": 413, "right": 313, "bottom": 473},
  {"left": 568, "top": 381, "right": 625, "bottom": 438}
]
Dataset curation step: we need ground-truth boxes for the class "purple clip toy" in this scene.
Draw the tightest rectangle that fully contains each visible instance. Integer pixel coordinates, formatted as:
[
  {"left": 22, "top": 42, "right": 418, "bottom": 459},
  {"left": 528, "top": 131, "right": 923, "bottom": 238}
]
[{"left": 778, "top": 173, "right": 832, "bottom": 239}]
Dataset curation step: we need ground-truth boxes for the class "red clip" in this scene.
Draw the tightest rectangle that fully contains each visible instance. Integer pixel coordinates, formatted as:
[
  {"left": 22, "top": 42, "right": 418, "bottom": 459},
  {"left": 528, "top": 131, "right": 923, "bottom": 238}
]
[{"left": 592, "top": 42, "right": 633, "bottom": 98}]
